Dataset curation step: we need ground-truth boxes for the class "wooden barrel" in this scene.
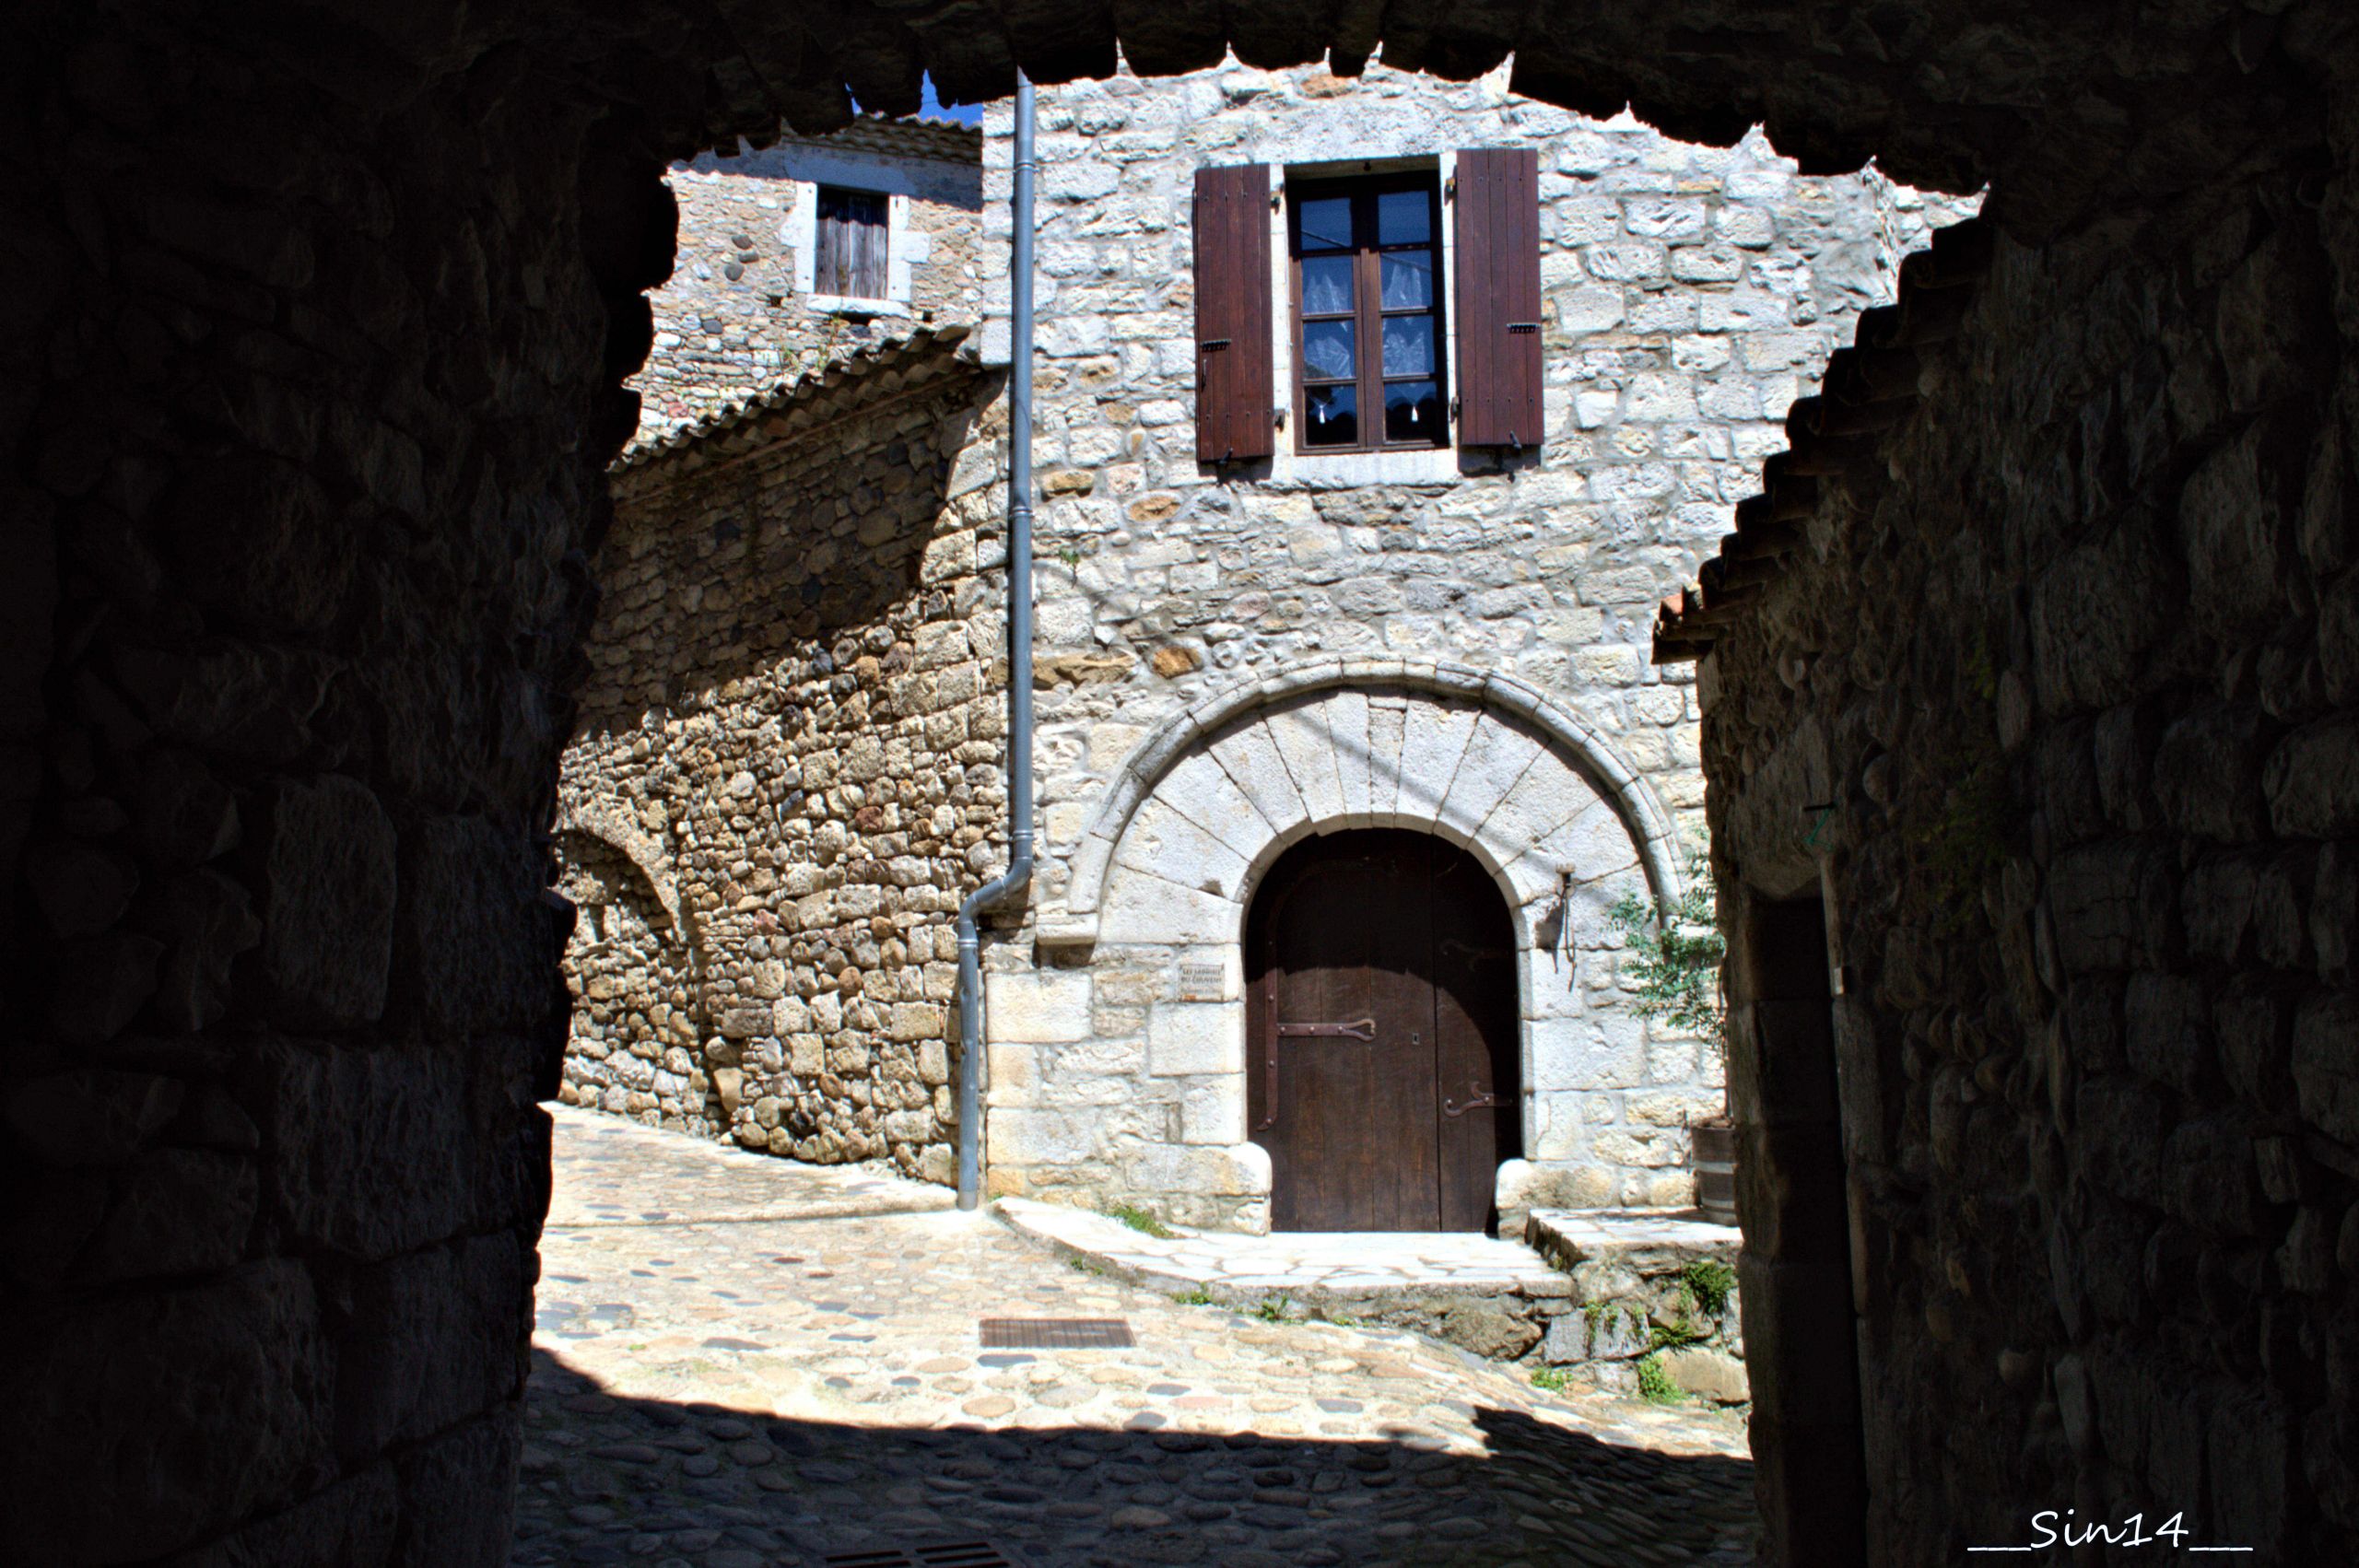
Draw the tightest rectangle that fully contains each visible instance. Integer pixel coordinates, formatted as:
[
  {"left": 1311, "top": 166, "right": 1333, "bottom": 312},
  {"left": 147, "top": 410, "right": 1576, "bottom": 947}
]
[{"left": 1692, "top": 1119, "right": 1738, "bottom": 1224}]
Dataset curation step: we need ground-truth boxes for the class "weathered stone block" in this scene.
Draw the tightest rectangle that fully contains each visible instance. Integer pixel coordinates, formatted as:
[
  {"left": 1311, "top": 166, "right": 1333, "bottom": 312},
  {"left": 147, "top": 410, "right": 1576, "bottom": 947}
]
[
  {"left": 0, "top": 1261, "right": 331, "bottom": 1563},
  {"left": 1147, "top": 1002, "right": 1243, "bottom": 1077},
  {"left": 334, "top": 1233, "right": 526, "bottom": 1461},
  {"left": 245, "top": 1041, "right": 475, "bottom": 1260},
  {"left": 985, "top": 969, "right": 1093, "bottom": 1043},
  {"left": 1660, "top": 1345, "right": 1750, "bottom": 1403},
  {"left": 2293, "top": 989, "right": 2359, "bottom": 1148},
  {"left": 252, "top": 775, "right": 395, "bottom": 1030},
  {"left": 988, "top": 1106, "right": 1096, "bottom": 1164}
]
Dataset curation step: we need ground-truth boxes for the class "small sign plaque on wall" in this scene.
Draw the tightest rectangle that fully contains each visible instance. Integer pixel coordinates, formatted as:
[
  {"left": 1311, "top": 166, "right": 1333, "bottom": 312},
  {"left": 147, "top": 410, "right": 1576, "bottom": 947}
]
[{"left": 1179, "top": 961, "right": 1226, "bottom": 1000}]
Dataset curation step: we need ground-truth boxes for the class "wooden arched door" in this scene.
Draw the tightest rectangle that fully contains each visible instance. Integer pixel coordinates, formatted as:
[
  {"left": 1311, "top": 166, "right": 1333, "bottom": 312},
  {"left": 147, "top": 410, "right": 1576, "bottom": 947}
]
[{"left": 1246, "top": 829, "right": 1520, "bottom": 1232}]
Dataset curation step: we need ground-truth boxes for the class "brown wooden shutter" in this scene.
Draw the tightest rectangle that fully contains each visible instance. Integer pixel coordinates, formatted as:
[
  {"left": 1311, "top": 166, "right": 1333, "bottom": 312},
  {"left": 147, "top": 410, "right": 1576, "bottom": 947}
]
[
  {"left": 1452, "top": 147, "right": 1543, "bottom": 451},
  {"left": 816, "top": 188, "right": 886, "bottom": 298},
  {"left": 1192, "top": 163, "right": 1273, "bottom": 462}
]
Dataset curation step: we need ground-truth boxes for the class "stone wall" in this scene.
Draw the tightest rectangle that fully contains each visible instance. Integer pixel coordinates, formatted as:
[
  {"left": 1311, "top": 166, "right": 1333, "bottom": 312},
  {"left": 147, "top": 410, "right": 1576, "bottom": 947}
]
[
  {"left": 629, "top": 123, "right": 983, "bottom": 443},
  {"left": 0, "top": 9, "right": 635, "bottom": 1562},
  {"left": 966, "top": 55, "right": 1976, "bottom": 1225},
  {"left": 1693, "top": 129, "right": 2359, "bottom": 1567},
  {"left": 7, "top": 0, "right": 2356, "bottom": 1562},
  {"left": 557, "top": 334, "right": 1005, "bottom": 1183}
]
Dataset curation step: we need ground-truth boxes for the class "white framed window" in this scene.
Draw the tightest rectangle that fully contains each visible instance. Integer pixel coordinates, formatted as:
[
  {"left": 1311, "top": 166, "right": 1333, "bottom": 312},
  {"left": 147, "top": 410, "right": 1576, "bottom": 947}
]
[
  {"left": 787, "top": 158, "right": 932, "bottom": 315},
  {"left": 814, "top": 185, "right": 888, "bottom": 299}
]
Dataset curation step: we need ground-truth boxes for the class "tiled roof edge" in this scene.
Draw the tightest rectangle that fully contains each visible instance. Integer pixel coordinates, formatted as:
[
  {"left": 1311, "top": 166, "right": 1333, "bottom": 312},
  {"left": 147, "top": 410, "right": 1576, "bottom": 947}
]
[
  {"left": 776, "top": 112, "right": 981, "bottom": 165},
  {"left": 1651, "top": 216, "right": 1998, "bottom": 665},
  {"left": 611, "top": 322, "right": 978, "bottom": 477}
]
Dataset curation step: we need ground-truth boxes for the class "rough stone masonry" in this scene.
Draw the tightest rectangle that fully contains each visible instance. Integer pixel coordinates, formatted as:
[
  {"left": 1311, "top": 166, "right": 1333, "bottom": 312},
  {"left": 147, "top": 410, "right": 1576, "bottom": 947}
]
[
  {"left": 4, "top": 2, "right": 2356, "bottom": 1565},
  {"left": 552, "top": 54, "right": 1974, "bottom": 1233},
  {"left": 558, "top": 331, "right": 1003, "bottom": 1183},
  {"left": 962, "top": 56, "right": 1975, "bottom": 1229}
]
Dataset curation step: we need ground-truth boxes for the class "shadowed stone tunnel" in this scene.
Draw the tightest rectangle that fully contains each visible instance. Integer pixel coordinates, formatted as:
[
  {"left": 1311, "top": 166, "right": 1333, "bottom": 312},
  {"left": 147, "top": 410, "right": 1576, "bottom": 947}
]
[{"left": 1, "top": 2, "right": 2354, "bottom": 1563}]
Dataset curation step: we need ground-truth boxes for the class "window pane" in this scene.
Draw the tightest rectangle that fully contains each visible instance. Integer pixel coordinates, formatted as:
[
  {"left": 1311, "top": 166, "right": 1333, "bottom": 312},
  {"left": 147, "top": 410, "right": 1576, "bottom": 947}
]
[
  {"left": 1381, "top": 315, "right": 1434, "bottom": 376},
  {"left": 1301, "top": 319, "right": 1356, "bottom": 381},
  {"left": 1305, "top": 384, "right": 1359, "bottom": 446},
  {"left": 1384, "top": 380, "right": 1442, "bottom": 443},
  {"left": 1377, "top": 189, "right": 1431, "bottom": 246},
  {"left": 1300, "top": 254, "right": 1355, "bottom": 315},
  {"left": 1298, "top": 196, "right": 1354, "bottom": 252},
  {"left": 1379, "top": 252, "right": 1433, "bottom": 310}
]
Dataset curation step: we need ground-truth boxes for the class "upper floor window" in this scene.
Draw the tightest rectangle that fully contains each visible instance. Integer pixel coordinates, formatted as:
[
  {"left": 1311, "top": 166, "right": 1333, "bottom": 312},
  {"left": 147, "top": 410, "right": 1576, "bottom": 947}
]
[
  {"left": 815, "top": 185, "right": 888, "bottom": 299},
  {"left": 1288, "top": 176, "right": 1447, "bottom": 451},
  {"left": 1191, "top": 149, "right": 1538, "bottom": 468}
]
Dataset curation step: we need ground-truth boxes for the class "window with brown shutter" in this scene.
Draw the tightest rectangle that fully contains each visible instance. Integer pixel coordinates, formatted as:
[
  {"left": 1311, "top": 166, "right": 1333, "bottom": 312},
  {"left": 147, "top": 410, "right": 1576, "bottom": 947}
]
[
  {"left": 815, "top": 185, "right": 887, "bottom": 299},
  {"left": 1287, "top": 174, "right": 1448, "bottom": 452},
  {"left": 1451, "top": 147, "right": 1543, "bottom": 451},
  {"left": 1192, "top": 163, "right": 1274, "bottom": 463}
]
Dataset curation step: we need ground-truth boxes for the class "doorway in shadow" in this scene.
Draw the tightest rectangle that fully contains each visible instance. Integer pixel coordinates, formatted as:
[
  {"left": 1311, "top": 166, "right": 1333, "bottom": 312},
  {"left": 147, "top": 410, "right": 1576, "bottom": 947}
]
[{"left": 1732, "top": 894, "right": 1866, "bottom": 1566}]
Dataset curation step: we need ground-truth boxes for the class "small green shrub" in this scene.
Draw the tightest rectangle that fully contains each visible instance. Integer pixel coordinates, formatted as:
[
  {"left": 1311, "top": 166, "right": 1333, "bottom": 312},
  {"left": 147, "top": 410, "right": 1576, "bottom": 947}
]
[
  {"left": 1683, "top": 1258, "right": 1737, "bottom": 1317},
  {"left": 1253, "top": 1294, "right": 1292, "bottom": 1323},
  {"left": 1108, "top": 1203, "right": 1177, "bottom": 1239},
  {"left": 1170, "top": 1287, "right": 1215, "bottom": 1306},
  {"left": 1636, "top": 1352, "right": 1684, "bottom": 1405},
  {"left": 1068, "top": 1257, "right": 1104, "bottom": 1276},
  {"left": 1530, "top": 1365, "right": 1574, "bottom": 1393},
  {"left": 1605, "top": 843, "right": 1727, "bottom": 1047},
  {"left": 1648, "top": 1321, "right": 1705, "bottom": 1354}
]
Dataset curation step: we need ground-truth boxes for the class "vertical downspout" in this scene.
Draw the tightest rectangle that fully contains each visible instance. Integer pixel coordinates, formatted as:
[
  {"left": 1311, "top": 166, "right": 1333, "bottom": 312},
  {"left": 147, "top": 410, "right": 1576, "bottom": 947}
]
[{"left": 956, "top": 74, "right": 1036, "bottom": 1211}]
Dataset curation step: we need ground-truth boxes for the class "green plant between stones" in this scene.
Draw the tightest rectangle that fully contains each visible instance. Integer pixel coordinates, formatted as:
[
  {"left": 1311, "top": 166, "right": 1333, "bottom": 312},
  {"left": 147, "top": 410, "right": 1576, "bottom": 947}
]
[
  {"left": 1108, "top": 1203, "right": 1177, "bottom": 1239},
  {"left": 1254, "top": 1294, "right": 1292, "bottom": 1323},
  {"left": 1170, "top": 1287, "right": 1215, "bottom": 1306},
  {"left": 1648, "top": 1320, "right": 1705, "bottom": 1354},
  {"left": 1605, "top": 842, "right": 1727, "bottom": 1048},
  {"left": 1683, "top": 1257, "right": 1736, "bottom": 1317},
  {"left": 1530, "top": 1365, "right": 1574, "bottom": 1393},
  {"left": 1636, "top": 1352, "right": 1684, "bottom": 1405}
]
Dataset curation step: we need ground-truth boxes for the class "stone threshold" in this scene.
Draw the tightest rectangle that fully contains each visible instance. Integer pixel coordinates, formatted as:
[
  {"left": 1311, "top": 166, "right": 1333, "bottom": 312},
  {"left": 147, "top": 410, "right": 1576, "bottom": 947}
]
[{"left": 993, "top": 1198, "right": 1752, "bottom": 1407}]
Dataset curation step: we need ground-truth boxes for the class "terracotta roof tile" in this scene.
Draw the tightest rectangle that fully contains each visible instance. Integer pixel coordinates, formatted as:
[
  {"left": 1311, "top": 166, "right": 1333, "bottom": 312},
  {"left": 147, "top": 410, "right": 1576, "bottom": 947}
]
[{"left": 612, "top": 322, "right": 977, "bottom": 477}]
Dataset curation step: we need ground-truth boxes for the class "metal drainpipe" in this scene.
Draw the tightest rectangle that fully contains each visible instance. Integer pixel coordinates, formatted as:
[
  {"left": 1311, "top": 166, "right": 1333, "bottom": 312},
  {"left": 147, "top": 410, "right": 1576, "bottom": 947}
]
[{"left": 956, "top": 74, "right": 1037, "bottom": 1211}]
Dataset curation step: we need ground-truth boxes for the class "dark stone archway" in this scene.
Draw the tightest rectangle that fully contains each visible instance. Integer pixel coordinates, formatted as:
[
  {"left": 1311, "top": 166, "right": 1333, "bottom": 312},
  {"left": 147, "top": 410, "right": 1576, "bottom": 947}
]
[{"left": 1, "top": 3, "right": 2353, "bottom": 1563}]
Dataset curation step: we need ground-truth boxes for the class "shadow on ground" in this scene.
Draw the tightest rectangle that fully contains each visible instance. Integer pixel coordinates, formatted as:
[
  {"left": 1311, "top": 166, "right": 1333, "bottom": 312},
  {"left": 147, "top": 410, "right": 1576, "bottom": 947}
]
[{"left": 513, "top": 1347, "right": 1756, "bottom": 1568}]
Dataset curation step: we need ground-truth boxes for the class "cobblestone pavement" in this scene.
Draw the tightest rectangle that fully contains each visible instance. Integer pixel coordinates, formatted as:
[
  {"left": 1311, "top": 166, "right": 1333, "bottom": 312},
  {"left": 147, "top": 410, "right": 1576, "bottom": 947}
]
[{"left": 519, "top": 1108, "right": 1756, "bottom": 1567}]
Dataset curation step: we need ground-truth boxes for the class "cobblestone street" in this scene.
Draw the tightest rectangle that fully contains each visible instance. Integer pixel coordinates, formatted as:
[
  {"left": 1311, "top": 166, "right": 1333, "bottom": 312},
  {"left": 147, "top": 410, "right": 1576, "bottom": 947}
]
[{"left": 518, "top": 1109, "right": 1755, "bottom": 1566}]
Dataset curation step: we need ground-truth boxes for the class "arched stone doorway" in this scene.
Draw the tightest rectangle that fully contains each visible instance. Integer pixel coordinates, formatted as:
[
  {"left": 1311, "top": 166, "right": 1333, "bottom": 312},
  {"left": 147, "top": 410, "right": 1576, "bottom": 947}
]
[
  {"left": 1247, "top": 828, "right": 1520, "bottom": 1232},
  {"left": 984, "top": 671, "right": 1706, "bottom": 1235},
  {"left": 9, "top": 5, "right": 2354, "bottom": 1565}
]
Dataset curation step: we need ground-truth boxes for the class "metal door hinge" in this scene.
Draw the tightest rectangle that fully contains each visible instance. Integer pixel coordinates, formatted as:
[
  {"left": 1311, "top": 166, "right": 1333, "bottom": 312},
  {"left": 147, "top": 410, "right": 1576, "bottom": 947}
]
[{"left": 1275, "top": 1018, "right": 1376, "bottom": 1039}]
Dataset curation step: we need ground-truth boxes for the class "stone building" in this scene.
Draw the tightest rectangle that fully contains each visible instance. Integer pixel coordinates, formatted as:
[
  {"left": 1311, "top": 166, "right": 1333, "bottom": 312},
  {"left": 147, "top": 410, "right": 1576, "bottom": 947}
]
[
  {"left": 11, "top": 3, "right": 2358, "bottom": 1564},
  {"left": 626, "top": 115, "right": 984, "bottom": 442},
  {"left": 557, "top": 327, "right": 1003, "bottom": 1185},
  {"left": 554, "top": 56, "right": 1973, "bottom": 1231}
]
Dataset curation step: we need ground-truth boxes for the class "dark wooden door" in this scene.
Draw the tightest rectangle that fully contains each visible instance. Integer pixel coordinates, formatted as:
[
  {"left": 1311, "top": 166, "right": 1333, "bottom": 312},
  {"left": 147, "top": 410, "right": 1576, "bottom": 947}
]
[{"left": 1247, "top": 830, "right": 1520, "bottom": 1232}]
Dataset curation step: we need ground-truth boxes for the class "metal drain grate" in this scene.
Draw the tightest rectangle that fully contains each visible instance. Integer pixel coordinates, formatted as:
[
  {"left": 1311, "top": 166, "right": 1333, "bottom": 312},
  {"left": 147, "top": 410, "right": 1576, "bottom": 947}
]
[
  {"left": 977, "top": 1316, "right": 1134, "bottom": 1349},
  {"left": 822, "top": 1544, "right": 1015, "bottom": 1568}
]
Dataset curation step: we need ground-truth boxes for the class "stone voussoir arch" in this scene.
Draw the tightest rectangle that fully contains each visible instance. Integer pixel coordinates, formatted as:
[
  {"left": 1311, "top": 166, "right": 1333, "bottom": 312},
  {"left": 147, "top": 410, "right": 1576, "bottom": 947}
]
[
  {"left": 1054, "top": 658, "right": 1684, "bottom": 941},
  {"left": 557, "top": 796, "right": 688, "bottom": 936}
]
